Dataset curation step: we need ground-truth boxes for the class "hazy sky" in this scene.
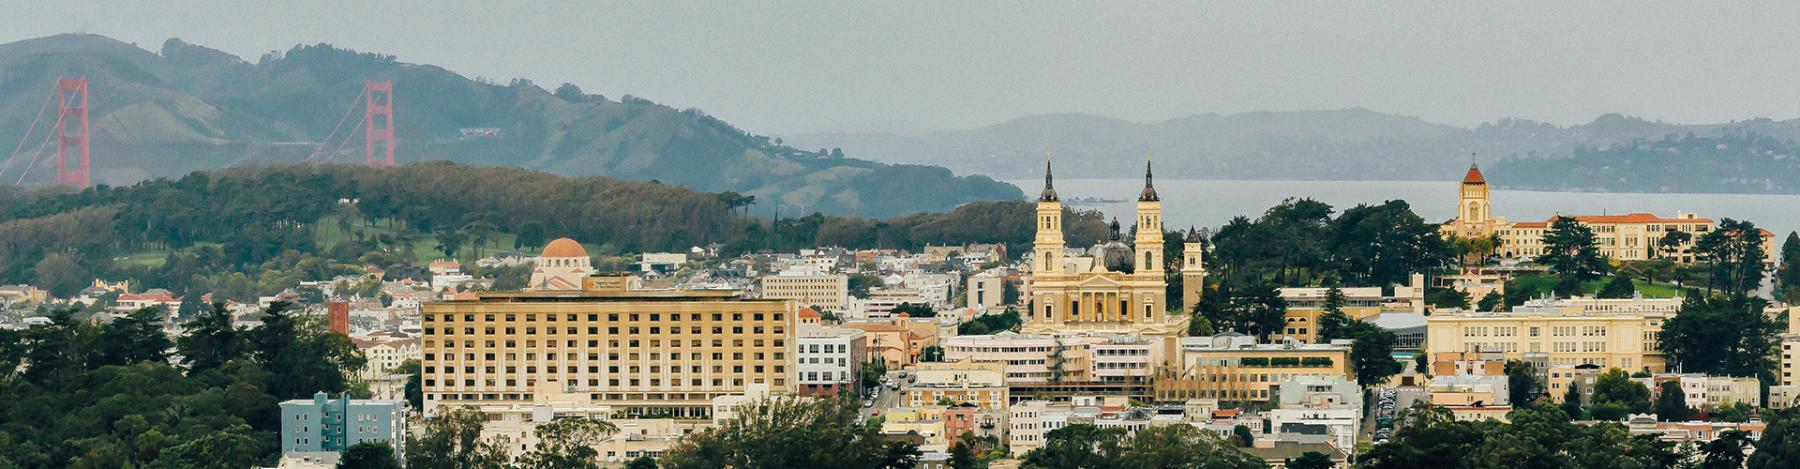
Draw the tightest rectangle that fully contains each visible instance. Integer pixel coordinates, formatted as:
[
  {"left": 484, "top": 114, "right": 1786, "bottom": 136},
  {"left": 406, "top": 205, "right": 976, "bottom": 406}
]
[{"left": 6, "top": 2, "right": 1800, "bottom": 135}]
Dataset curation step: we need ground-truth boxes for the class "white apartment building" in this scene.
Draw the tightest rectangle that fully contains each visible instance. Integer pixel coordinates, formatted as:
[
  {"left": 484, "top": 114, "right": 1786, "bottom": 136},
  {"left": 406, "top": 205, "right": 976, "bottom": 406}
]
[
  {"left": 857, "top": 288, "right": 932, "bottom": 318},
  {"left": 795, "top": 326, "right": 866, "bottom": 397},
  {"left": 944, "top": 333, "right": 1073, "bottom": 384},
  {"left": 761, "top": 268, "right": 850, "bottom": 312},
  {"left": 1635, "top": 374, "right": 1761, "bottom": 410},
  {"left": 1089, "top": 336, "right": 1161, "bottom": 384},
  {"left": 1007, "top": 400, "right": 1073, "bottom": 456},
  {"left": 353, "top": 335, "right": 421, "bottom": 381}
]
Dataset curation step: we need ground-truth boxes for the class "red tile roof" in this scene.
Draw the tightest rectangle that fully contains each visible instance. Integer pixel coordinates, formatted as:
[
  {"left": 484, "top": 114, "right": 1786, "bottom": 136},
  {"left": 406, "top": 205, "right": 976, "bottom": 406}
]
[
  {"left": 1462, "top": 164, "right": 1486, "bottom": 184},
  {"left": 1535, "top": 213, "right": 1712, "bottom": 225}
]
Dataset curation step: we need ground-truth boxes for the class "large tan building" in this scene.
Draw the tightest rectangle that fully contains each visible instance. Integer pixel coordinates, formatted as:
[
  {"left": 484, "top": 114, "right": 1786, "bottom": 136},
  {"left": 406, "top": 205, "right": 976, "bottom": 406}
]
[
  {"left": 421, "top": 239, "right": 796, "bottom": 419},
  {"left": 1439, "top": 164, "right": 1773, "bottom": 263},
  {"left": 1425, "top": 297, "right": 1682, "bottom": 373}
]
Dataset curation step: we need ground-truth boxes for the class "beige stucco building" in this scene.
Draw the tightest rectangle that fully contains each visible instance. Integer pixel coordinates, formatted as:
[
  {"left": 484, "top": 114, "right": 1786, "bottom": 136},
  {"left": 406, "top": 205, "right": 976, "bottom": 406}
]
[
  {"left": 1425, "top": 296, "right": 1683, "bottom": 373},
  {"left": 1438, "top": 165, "right": 1773, "bottom": 263},
  {"left": 905, "top": 358, "right": 1009, "bottom": 409},
  {"left": 1154, "top": 334, "right": 1355, "bottom": 403},
  {"left": 760, "top": 269, "right": 849, "bottom": 313}
]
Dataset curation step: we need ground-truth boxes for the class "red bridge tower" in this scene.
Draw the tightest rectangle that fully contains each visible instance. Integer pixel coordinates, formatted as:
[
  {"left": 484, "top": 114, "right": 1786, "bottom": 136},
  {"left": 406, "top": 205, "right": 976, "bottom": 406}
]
[
  {"left": 56, "top": 77, "right": 90, "bottom": 187},
  {"left": 364, "top": 81, "right": 395, "bottom": 168}
]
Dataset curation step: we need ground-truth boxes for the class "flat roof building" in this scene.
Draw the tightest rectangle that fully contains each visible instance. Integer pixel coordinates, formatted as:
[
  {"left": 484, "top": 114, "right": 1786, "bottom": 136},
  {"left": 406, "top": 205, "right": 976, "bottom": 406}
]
[{"left": 421, "top": 270, "right": 795, "bottom": 419}]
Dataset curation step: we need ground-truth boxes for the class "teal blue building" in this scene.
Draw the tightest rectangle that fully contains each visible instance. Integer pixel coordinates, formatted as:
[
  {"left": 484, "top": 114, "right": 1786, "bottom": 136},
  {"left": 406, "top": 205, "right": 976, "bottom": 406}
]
[{"left": 280, "top": 392, "right": 407, "bottom": 462}]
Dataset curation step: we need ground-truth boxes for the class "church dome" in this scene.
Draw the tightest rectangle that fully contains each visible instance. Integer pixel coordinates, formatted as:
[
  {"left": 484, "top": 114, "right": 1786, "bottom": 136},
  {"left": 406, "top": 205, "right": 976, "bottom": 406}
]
[
  {"left": 1096, "top": 218, "right": 1135, "bottom": 273},
  {"left": 541, "top": 238, "right": 588, "bottom": 258}
]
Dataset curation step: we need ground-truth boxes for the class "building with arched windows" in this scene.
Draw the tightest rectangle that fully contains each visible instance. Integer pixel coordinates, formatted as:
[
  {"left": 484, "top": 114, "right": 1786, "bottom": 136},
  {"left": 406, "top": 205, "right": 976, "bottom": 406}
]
[
  {"left": 939, "top": 156, "right": 1195, "bottom": 401},
  {"left": 1024, "top": 158, "right": 1186, "bottom": 339},
  {"left": 1437, "top": 165, "right": 1773, "bottom": 264}
]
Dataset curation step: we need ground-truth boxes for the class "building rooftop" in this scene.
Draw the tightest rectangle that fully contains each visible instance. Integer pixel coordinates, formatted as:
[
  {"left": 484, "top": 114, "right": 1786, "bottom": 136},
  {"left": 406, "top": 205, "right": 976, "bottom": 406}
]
[{"left": 541, "top": 237, "right": 588, "bottom": 258}]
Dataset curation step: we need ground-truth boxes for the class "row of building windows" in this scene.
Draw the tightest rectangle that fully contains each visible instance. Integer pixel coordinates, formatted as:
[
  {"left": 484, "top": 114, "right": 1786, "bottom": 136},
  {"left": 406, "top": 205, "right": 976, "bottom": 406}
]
[
  {"left": 426, "top": 325, "right": 785, "bottom": 336},
  {"left": 426, "top": 312, "right": 785, "bottom": 323}
]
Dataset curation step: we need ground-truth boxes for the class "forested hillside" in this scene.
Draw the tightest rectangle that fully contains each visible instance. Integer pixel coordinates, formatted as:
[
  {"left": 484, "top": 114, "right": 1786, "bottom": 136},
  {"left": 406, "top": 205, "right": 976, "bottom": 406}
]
[
  {"left": 0, "top": 34, "right": 1020, "bottom": 217},
  {"left": 1488, "top": 131, "right": 1800, "bottom": 193},
  {"left": 0, "top": 163, "right": 1102, "bottom": 301},
  {"left": 787, "top": 110, "right": 1800, "bottom": 193}
]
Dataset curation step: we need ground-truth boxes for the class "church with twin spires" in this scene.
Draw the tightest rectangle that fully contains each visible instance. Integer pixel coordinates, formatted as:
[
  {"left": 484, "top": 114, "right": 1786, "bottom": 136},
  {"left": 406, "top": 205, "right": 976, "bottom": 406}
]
[{"left": 1024, "top": 157, "right": 1202, "bottom": 338}]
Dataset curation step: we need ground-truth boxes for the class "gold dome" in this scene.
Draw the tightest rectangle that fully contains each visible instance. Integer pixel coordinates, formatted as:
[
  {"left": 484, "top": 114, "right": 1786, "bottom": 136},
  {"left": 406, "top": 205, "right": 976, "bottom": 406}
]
[{"left": 541, "top": 238, "right": 588, "bottom": 258}]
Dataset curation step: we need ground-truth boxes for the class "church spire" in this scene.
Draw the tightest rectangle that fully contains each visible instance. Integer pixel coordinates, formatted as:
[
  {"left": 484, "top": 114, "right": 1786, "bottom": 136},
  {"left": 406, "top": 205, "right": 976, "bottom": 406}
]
[
  {"left": 1038, "top": 152, "right": 1059, "bottom": 202},
  {"left": 1138, "top": 150, "right": 1159, "bottom": 202}
]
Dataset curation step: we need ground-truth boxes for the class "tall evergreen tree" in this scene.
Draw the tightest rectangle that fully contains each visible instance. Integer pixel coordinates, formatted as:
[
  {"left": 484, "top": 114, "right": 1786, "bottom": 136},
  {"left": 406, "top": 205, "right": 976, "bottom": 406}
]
[
  {"left": 1597, "top": 275, "right": 1636, "bottom": 299},
  {"left": 177, "top": 303, "right": 245, "bottom": 373},
  {"left": 1539, "top": 216, "right": 1608, "bottom": 297},
  {"left": 1655, "top": 381, "right": 1688, "bottom": 422},
  {"left": 1778, "top": 231, "right": 1800, "bottom": 301},
  {"left": 1694, "top": 218, "right": 1768, "bottom": 296},
  {"left": 1560, "top": 385, "right": 1584, "bottom": 420}
]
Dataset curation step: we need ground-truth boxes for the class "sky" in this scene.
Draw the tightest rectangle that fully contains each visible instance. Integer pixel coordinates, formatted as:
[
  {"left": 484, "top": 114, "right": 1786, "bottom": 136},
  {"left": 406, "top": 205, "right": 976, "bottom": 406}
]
[{"left": 6, "top": 1, "right": 1800, "bottom": 135}]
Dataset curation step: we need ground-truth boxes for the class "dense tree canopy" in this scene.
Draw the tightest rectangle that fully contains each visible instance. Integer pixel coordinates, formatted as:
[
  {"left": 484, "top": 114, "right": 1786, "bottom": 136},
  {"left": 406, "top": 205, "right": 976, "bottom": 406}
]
[
  {"left": 1359, "top": 403, "right": 1686, "bottom": 469},
  {"left": 659, "top": 397, "right": 919, "bottom": 469},
  {"left": 1022, "top": 423, "right": 1265, "bottom": 469},
  {"left": 0, "top": 302, "right": 363, "bottom": 468},
  {"left": 1693, "top": 218, "right": 1768, "bottom": 296},
  {"left": 0, "top": 164, "right": 1106, "bottom": 302},
  {"left": 1209, "top": 199, "right": 1451, "bottom": 290},
  {"left": 1539, "top": 216, "right": 1608, "bottom": 297},
  {"left": 1318, "top": 312, "right": 1403, "bottom": 388},
  {"left": 1659, "top": 294, "right": 1779, "bottom": 378}
]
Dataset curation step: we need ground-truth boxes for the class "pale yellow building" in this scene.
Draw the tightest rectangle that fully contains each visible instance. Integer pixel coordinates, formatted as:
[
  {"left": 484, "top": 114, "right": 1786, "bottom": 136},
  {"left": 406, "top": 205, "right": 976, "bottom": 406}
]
[
  {"left": 1425, "top": 297, "right": 1679, "bottom": 373},
  {"left": 421, "top": 247, "right": 796, "bottom": 419},
  {"left": 1438, "top": 165, "right": 1774, "bottom": 264},
  {"left": 1025, "top": 158, "right": 1184, "bottom": 342}
]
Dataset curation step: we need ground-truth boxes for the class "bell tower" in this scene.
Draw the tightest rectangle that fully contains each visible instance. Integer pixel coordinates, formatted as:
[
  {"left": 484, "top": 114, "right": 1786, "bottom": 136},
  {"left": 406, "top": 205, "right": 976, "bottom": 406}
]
[
  {"left": 1034, "top": 157, "right": 1065, "bottom": 275},
  {"left": 1133, "top": 153, "right": 1164, "bottom": 274},
  {"left": 1459, "top": 163, "right": 1491, "bottom": 227},
  {"left": 1180, "top": 228, "right": 1206, "bottom": 314}
]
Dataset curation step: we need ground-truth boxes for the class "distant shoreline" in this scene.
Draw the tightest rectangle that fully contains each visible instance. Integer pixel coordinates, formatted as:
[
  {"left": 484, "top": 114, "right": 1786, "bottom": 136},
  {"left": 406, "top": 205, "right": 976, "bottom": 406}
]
[{"left": 998, "top": 178, "right": 1800, "bottom": 198}]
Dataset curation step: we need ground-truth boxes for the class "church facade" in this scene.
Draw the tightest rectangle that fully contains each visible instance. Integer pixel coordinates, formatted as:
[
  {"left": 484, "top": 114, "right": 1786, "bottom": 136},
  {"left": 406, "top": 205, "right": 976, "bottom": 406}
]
[{"left": 1025, "top": 158, "right": 1188, "bottom": 338}]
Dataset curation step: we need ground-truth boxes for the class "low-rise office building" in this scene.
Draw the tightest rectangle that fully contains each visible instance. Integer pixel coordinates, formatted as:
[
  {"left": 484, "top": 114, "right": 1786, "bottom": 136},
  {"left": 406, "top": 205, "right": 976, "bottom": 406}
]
[
  {"left": 905, "top": 358, "right": 1008, "bottom": 409},
  {"left": 795, "top": 325, "right": 866, "bottom": 397},
  {"left": 1154, "top": 334, "right": 1355, "bottom": 403}
]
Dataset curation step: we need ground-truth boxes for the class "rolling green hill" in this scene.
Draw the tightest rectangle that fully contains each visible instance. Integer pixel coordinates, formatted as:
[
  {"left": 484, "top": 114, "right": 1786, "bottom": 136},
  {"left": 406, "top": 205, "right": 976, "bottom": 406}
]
[{"left": 0, "top": 34, "right": 1020, "bottom": 217}]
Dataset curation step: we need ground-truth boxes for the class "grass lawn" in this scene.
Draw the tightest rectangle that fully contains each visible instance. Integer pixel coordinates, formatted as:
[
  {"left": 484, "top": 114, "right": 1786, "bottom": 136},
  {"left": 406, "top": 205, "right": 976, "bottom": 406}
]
[
  {"left": 116, "top": 249, "right": 173, "bottom": 268},
  {"left": 1508, "top": 273, "right": 1683, "bottom": 299},
  {"left": 315, "top": 215, "right": 609, "bottom": 265}
]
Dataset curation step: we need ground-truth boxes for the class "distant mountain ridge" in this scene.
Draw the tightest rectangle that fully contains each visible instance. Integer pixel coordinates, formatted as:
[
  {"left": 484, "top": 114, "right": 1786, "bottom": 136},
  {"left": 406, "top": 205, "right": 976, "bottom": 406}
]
[
  {"left": 0, "top": 34, "right": 1021, "bottom": 217},
  {"left": 784, "top": 109, "right": 1800, "bottom": 193}
]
